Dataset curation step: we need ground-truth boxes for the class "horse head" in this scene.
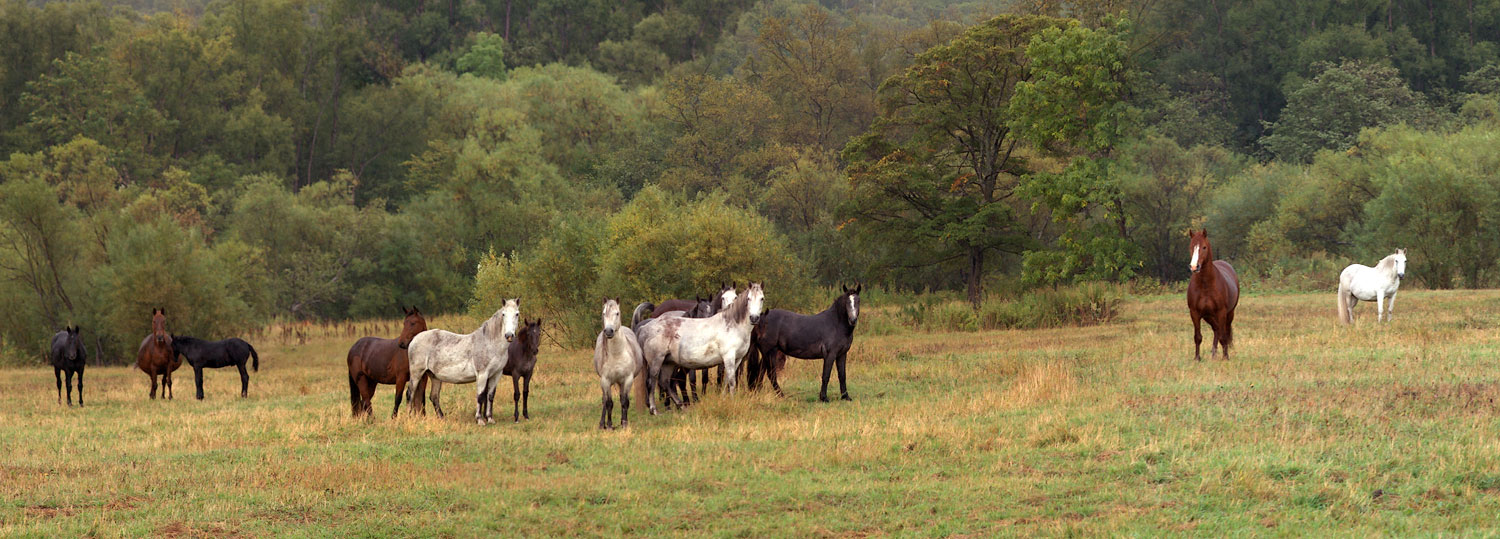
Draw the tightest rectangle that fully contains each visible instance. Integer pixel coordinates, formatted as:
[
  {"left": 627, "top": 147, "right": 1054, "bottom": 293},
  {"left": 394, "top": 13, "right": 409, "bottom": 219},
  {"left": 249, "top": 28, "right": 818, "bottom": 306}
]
[
  {"left": 151, "top": 307, "right": 168, "bottom": 346},
  {"left": 1392, "top": 248, "right": 1407, "bottom": 280},
  {"left": 398, "top": 306, "right": 428, "bottom": 350},
  {"left": 1188, "top": 229, "right": 1213, "bottom": 273},
  {"left": 601, "top": 298, "right": 621, "bottom": 339},
  {"left": 692, "top": 296, "right": 714, "bottom": 318},
  {"left": 717, "top": 285, "right": 738, "bottom": 314},
  {"left": 522, "top": 318, "right": 542, "bottom": 353},
  {"left": 500, "top": 298, "right": 521, "bottom": 342},
  {"left": 63, "top": 325, "right": 84, "bottom": 361},
  {"left": 746, "top": 282, "right": 765, "bottom": 325},
  {"left": 841, "top": 282, "right": 863, "bottom": 326}
]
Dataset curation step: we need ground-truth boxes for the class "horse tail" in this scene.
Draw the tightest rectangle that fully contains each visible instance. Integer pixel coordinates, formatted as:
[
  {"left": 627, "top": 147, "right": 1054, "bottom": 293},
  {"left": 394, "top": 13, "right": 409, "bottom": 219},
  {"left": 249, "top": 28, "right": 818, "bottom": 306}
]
[
  {"left": 249, "top": 343, "right": 260, "bottom": 372},
  {"left": 632, "top": 302, "right": 655, "bottom": 331},
  {"left": 1337, "top": 276, "right": 1352, "bottom": 325}
]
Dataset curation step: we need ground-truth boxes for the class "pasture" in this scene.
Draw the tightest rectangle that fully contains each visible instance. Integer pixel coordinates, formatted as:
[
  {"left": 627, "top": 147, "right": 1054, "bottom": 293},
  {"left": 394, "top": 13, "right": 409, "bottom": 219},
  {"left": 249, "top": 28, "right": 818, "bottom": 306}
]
[{"left": 5, "top": 290, "right": 1500, "bottom": 535}]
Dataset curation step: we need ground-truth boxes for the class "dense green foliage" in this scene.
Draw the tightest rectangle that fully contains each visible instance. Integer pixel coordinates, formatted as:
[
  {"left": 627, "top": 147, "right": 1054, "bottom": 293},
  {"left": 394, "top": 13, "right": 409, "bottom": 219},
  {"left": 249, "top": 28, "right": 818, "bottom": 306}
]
[{"left": 6, "top": 0, "right": 1500, "bottom": 363}]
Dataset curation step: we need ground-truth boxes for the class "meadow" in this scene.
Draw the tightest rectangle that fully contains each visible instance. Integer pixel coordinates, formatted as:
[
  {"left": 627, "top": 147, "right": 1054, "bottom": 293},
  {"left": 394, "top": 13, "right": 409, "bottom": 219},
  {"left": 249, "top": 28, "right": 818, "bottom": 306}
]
[{"left": 5, "top": 289, "right": 1500, "bottom": 536}]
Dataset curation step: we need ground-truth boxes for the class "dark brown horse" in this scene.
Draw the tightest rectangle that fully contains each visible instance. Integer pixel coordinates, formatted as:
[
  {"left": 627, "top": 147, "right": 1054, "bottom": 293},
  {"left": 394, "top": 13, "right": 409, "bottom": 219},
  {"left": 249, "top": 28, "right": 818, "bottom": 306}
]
[
  {"left": 746, "top": 284, "right": 861, "bottom": 401},
  {"left": 135, "top": 308, "right": 179, "bottom": 399},
  {"left": 50, "top": 326, "right": 86, "bottom": 406},
  {"left": 496, "top": 318, "right": 542, "bottom": 422},
  {"left": 1187, "top": 229, "right": 1240, "bottom": 360},
  {"left": 347, "top": 306, "right": 427, "bottom": 418}
]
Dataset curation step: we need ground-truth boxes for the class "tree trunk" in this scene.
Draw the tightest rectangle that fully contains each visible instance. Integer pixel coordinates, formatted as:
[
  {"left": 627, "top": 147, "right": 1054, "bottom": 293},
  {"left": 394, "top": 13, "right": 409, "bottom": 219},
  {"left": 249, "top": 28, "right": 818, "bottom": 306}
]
[{"left": 967, "top": 244, "right": 984, "bottom": 307}]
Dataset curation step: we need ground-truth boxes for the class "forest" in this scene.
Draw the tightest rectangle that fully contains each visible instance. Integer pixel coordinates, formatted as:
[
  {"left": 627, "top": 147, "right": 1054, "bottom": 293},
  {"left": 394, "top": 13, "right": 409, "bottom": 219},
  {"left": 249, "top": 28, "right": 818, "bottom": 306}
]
[{"left": 4, "top": 0, "right": 1500, "bottom": 363}]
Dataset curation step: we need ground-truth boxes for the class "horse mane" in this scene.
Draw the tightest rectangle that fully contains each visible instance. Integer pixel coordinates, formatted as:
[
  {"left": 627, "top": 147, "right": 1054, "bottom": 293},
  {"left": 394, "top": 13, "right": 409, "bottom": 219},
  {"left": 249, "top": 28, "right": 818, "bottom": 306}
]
[
  {"left": 1378, "top": 253, "right": 1401, "bottom": 271},
  {"left": 828, "top": 292, "right": 853, "bottom": 326}
]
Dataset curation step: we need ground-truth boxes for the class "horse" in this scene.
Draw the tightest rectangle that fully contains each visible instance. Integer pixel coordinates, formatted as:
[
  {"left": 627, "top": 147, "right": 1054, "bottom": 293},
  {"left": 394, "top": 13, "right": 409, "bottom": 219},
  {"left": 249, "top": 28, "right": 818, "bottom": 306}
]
[
  {"left": 172, "top": 335, "right": 260, "bottom": 399},
  {"left": 136, "top": 308, "right": 179, "bottom": 400},
  {"left": 1338, "top": 249, "right": 1407, "bottom": 324},
  {"left": 497, "top": 318, "right": 542, "bottom": 422},
  {"left": 1187, "top": 229, "right": 1240, "bottom": 361},
  {"left": 746, "top": 283, "right": 861, "bottom": 402},
  {"left": 346, "top": 306, "right": 428, "bottom": 418},
  {"left": 405, "top": 298, "right": 519, "bottom": 424},
  {"left": 638, "top": 282, "right": 764, "bottom": 414},
  {"left": 49, "top": 326, "right": 86, "bottom": 406},
  {"left": 594, "top": 298, "right": 643, "bottom": 429}
]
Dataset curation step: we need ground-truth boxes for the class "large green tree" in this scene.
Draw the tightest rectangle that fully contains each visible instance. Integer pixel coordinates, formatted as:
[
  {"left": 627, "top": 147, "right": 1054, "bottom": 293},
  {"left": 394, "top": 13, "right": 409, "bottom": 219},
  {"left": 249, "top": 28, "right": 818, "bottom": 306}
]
[{"left": 842, "top": 14, "right": 1070, "bottom": 305}]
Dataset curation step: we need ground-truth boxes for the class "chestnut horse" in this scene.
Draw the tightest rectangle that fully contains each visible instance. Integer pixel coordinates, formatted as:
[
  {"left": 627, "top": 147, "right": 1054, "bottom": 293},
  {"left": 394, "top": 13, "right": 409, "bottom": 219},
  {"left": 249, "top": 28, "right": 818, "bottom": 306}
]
[
  {"left": 135, "top": 308, "right": 179, "bottom": 399},
  {"left": 1187, "top": 229, "right": 1240, "bottom": 360},
  {"left": 346, "top": 306, "right": 428, "bottom": 418}
]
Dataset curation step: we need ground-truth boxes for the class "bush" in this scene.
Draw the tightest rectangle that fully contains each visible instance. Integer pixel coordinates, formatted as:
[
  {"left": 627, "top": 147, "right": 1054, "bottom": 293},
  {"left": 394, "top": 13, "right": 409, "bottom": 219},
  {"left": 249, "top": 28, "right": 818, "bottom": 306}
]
[{"left": 979, "top": 284, "right": 1122, "bottom": 330}]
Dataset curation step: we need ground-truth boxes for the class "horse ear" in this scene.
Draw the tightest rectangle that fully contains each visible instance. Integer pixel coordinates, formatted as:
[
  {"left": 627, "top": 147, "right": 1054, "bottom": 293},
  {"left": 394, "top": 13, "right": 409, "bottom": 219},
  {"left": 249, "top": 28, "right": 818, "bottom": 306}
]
[
  {"left": 855, "top": 283, "right": 862, "bottom": 294},
  {"left": 1201, "top": 228, "right": 1208, "bottom": 237}
]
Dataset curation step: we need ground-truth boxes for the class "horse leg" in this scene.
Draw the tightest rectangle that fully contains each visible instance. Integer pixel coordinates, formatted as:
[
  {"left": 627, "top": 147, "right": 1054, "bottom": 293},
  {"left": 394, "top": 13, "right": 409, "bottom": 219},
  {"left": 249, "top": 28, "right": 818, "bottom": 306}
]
[
  {"left": 1191, "top": 311, "right": 1203, "bottom": 362},
  {"left": 767, "top": 350, "right": 787, "bottom": 397},
  {"left": 431, "top": 380, "right": 445, "bottom": 419},
  {"left": 349, "top": 374, "right": 362, "bottom": 416},
  {"left": 150, "top": 372, "right": 159, "bottom": 400},
  {"left": 76, "top": 369, "right": 83, "bottom": 406},
  {"left": 818, "top": 356, "right": 835, "bottom": 402},
  {"left": 1387, "top": 291, "right": 1397, "bottom": 321},
  {"left": 512, "top": 375, "right": 522, "bottom": 423},
  {"left": 1376, "top": 292, "right": 1386, "bottom": 323},
  {"left": 359, "top": 377, "right": 377, "bottom": 417},
  {"left": 486, "top": 382, "right": 498, "bottom": 425},
  {"left": 165, "top": 371, "right": 173, "bottom": 400},
  {"left": 410, "top": 372, "right": 428, "bottom": 416},
  {"left": 664, "top": 365, "right": 688, "bottom": 409},
  {"left": 64, "top": 370, "right": 75, "bottom": 406},
  {"left": 392, "top": 376, "right": 407, "bottom": 419},
  {"left": 835, "top": 350, "right": 852, "bottom": 401},
  {"left": 238, "top": 362, "right": 250, "bottom": 397},
  {"left": 194, "top": 366, "right": 205, "bottom": 400},
  {"left": 522, "top": 374, "right": 532, "bottom": 420},
  {"left": 716, "top": 365, "right": 724, "bottom": 389},
  {"left": 646, "top": 360, "right": 662, "bottom": 416},
  {"left": 474, "top": 375, "right": 488, "bottom": 425},
  {"left": 619, "top": 383, "right": 631, "bottom": 429},
  {"left": 723, "top": 356, "right": 739, "bottom": 396},
  {"left": 54, "top": 367, "right": 62, "bottom": 405}
]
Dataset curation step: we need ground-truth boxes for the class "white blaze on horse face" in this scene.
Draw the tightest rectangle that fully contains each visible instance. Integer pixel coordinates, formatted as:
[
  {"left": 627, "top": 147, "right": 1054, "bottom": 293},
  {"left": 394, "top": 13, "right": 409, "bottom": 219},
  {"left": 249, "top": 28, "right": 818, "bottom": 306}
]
[
  {"left": 1189, "top": 245, "right": 1201, "bottom": 272},
  {"left": 720, "top": 288, "right": 738, "bottom": 311},
  {"left": 601, "top": 299, "right": 620, "bottom": 339},
  {"left": 500, "top": 298, "right": 520, "bottom": 341},
  {"left": 848, "top": 294, "right": 859, "bottom": 324}
]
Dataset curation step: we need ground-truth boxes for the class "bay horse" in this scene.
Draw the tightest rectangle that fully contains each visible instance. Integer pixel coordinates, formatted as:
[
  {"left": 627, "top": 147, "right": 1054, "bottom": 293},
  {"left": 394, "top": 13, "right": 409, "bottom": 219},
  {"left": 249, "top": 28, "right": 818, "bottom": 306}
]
[
  {"left": 346, "top": 306, "right": 428, "bottom": 418},
  {"left": 638, "top": 282, "right": 764, "bottom": 414},
  {"left": 49, "top": 326, "right": 86, "bottom": 406},
  {"left": 1338, "top": 249, "right": 1407, "bottom": 324},
  {"left": 497, "top": 318, "right": 542, "bottom": 422},
  {"left": 1187, "top": 229, "right": 1240, "bottom": 360},
  {"left": 406, "top": 298, "right": 519, "bottom": 424},
  {"left": 172, "top": 335, "right": 260, "bottom": 399},
  {"left": 746, "top": 283, "right": 861, "bottom": 401},
  {"left": 136, "top": 308, "right": 179, "bottom": 399},
  {"left": 594, "top": 299, "right": 643, "bottom": 429}
]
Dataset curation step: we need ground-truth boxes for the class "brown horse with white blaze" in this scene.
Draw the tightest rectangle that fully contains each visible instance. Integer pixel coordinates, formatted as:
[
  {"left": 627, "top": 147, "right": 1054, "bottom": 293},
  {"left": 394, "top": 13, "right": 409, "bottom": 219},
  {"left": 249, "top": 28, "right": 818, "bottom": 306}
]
[
  {"left": 347, "top": 306, "right": 428, "bottom": 417},
  {"left": 136, "top": 308, "right": 179, "bottom": 399},
  {"left": 1187, "top": 229, "right": 1240, "bottom": 360}
]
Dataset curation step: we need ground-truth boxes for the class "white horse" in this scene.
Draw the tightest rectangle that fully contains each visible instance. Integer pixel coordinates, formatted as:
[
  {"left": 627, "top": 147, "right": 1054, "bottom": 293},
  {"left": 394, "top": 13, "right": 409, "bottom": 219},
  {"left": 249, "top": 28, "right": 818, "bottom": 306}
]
[
  {"left": 638, "top": 282, "right": 764, "bottom": 414},
  {"left": 406, "top": 298, "right": 520, "bottom": 424},
  {"left": 1338, "top": 249, "right": 1407, "bottom": 324},
  {"left": 593, "top": 298, "right": 643, "bottom": 429}
]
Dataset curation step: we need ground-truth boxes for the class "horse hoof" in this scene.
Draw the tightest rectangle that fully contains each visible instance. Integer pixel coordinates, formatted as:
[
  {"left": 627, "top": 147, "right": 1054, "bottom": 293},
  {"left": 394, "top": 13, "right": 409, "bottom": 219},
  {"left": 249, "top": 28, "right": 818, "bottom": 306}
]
[
  {"left": 620, "top": 421, "right": 628, "bottom": 429},
  {"left": 840, "top": 395, "right": 852, "bottom": 402},
  {"left": 819, "top": 396, "right": 830, "bottom": 403},
  {"left": 476, "top": 418, "right": 486, "bottom": 425}
]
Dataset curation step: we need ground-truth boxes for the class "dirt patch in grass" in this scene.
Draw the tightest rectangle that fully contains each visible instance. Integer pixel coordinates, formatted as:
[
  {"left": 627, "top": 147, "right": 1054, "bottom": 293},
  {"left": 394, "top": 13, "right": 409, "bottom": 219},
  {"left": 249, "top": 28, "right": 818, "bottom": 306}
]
[{"left": 24, "top": 505, "right": 77, "bottom": 519}]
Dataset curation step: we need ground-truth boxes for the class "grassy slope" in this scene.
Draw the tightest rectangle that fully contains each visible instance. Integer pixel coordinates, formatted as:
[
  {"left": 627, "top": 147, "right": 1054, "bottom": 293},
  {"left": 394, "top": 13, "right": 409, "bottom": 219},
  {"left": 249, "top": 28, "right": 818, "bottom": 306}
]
[{"left": 4, "top": 290, "right": 1500, "bottom": 536}]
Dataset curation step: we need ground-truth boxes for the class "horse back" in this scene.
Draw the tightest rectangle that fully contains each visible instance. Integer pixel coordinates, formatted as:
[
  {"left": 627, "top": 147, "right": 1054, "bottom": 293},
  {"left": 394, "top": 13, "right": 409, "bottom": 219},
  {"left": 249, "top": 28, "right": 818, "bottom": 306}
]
[
  {"left": 349, "top": 336, "right": 406, "bottom": 382},
  {"left": 756, "top": 308, "right": 846, "bottom": 359}
]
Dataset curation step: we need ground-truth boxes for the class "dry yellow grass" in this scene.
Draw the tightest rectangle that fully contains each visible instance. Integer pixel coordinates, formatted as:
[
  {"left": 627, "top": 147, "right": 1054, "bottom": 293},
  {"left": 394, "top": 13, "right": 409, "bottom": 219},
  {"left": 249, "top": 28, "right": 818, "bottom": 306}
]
[{"left": 4, "top": 290, "right": 1500, "bottom": 535}]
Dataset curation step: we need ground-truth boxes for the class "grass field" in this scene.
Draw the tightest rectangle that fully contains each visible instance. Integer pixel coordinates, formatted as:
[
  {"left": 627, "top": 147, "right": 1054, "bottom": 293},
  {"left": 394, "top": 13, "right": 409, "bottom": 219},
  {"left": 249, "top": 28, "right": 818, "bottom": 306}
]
[{"left": 6, "top": 289, "right": 1500, "bottom": 536}]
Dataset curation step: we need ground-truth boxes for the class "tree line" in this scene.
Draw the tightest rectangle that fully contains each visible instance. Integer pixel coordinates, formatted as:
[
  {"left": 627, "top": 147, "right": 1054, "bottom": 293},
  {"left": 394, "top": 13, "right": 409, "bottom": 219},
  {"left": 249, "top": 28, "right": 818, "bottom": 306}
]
[{"left": 4, "top": 0, "right": 1500, "bottom": 362}]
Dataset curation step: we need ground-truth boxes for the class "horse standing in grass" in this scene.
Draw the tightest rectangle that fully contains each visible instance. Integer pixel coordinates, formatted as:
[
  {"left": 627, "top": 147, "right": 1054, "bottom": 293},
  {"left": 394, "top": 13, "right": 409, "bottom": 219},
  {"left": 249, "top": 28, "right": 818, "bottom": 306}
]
[
  {"left": 1338, "top": 249, "right": 1407, "bottom": 324},
  {"left": 136, "top": 308, "right": 179, "bottom": 399},
  {"left": 346, "top": 306, "right": 427, "bottom": 418},
  {"left": 172, "top": 335, "right": 260, "bottom": 399},
  {"left": 593, "top": 299, "right": 642, "bottom": 429},
  {"left": 1187, "top": 229, "right": 1240, "bottom": 361},
  {"left": 406, "top": 299, "right": 519, "bottom": 424},
  {"left": 498, "top": 318, "right": 542, "bottom": 422},
  {"left": 638, "top": 282, "right": 764, "bottom": 414},
  {"left": 747, "top": 283, "right": 862, "bottom": 402},
  {"left": 50, "top": 326, "right": 86, "bottom": 406}
]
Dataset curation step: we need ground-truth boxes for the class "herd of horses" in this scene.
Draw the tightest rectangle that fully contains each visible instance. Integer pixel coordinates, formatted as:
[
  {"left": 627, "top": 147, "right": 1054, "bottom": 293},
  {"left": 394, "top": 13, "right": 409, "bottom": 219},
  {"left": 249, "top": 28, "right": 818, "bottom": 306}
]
[{"left": 44, "top": 230, "right": 1409, "bottom": 427}]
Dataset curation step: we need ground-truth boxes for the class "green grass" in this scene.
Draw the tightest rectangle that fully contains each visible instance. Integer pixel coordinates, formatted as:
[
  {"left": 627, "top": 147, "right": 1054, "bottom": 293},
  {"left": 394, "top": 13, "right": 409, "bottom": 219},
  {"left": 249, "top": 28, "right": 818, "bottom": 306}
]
[{"left": 6, "top": 290, "right": 1500, "bottom": 535}]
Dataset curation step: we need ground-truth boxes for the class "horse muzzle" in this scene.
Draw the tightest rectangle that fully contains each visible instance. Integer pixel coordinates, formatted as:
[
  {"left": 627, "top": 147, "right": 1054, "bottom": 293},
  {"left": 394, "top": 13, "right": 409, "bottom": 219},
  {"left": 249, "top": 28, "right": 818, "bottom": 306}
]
[
  {"left": 749, "top": 315, "right": 761, "bottom": 325},
  {"left": 604, "top": 328, "right": 616, "bottom": 339},
  {"left": 504, "top": 332, "right": 515, "bottom": 342}
]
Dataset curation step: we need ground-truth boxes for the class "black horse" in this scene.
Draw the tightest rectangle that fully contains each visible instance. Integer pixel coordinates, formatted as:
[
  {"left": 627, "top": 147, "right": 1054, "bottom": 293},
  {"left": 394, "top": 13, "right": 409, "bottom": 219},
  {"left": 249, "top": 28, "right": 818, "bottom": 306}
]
[
  {"left": 747, "top": 283, "right": 861, "bottom": 402},
  {"left": 496, "top": 318, "right": 542, "bottom": 422},
  {"left": 50, "top": 326, "right": 87, "bottom": 406},
  {"left": 172, "top": 336, "right": 260, "bottom": 400}
]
